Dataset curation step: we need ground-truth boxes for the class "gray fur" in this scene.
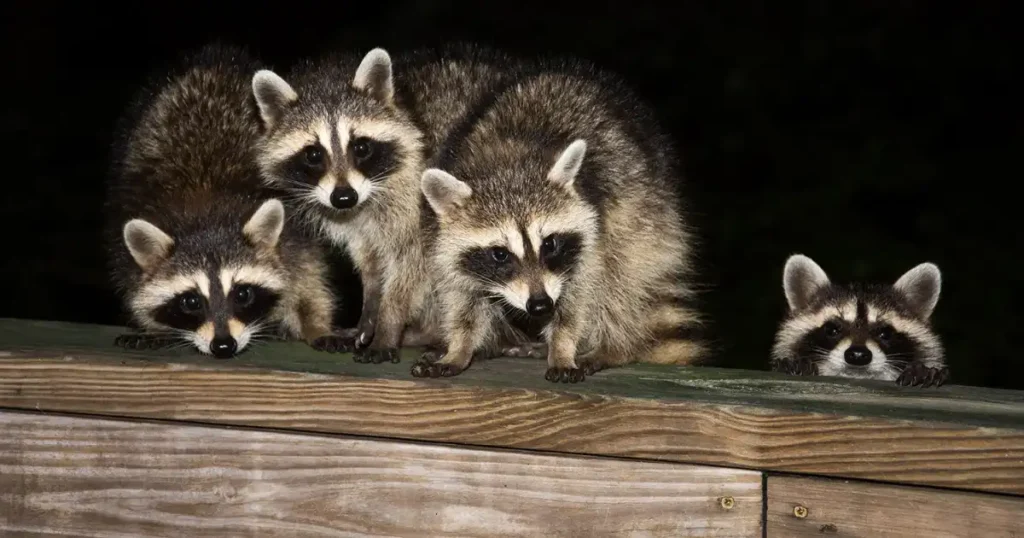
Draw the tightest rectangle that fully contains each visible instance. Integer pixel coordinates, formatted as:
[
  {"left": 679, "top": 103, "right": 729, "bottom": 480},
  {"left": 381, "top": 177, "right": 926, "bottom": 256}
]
[
  {"left": 105, "top": 43, "right": 337, "bottom": 356},
  {"left": 418, "top": 55, "right": 706, "bottom": 382},
  {"left": 252, "top": 44, "right": 523, "bottom": 357}
]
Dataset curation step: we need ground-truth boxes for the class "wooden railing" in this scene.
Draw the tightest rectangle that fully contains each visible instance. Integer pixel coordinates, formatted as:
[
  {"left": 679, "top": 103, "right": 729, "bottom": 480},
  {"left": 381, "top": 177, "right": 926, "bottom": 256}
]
[{"left": 1, "top": 317, "right": 1021, "bottom": 536}]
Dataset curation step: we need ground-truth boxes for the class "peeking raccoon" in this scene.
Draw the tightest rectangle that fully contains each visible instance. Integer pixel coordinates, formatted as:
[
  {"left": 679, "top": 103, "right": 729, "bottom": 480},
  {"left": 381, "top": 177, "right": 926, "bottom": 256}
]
[
  {"left": 771, "top": 254, "right": 949, "bottom": 387},
  {"left": 105, "top": 43, "right": 340, "bottom": 358}
]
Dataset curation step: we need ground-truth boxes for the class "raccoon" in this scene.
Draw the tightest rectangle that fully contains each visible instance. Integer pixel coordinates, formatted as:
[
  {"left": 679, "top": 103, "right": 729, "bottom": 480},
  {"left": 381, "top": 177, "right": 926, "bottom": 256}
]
[
  {"left": 105, "top": 43, "right": 340, "bottom": 358},
  {"left": 770, "top": 254, "right": 948, "bottom": 387},
  {"left": 413, "top": 58, "right": 706, "bottom": 383},
  {"left": 250, "top": 44, "right": 522, "bottom": 363},
  {"left": 392, "top": 42, "right": 526, "bottom": 163}
]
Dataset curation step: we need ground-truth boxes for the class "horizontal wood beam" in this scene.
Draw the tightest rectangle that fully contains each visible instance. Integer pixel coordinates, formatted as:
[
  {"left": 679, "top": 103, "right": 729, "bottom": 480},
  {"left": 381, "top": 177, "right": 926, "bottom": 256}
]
[
  {"left": 1, "top": 318, "right": 1023, "bottom": 496},
  {"left": 0, "top": 410, "right": 763, "bottom": 537},
  {"left": 2, "top": 353, "right": 1022, "bottom": 496},
  {"left": 766, "top": 474, "right": 1024, "bottom": 537}
]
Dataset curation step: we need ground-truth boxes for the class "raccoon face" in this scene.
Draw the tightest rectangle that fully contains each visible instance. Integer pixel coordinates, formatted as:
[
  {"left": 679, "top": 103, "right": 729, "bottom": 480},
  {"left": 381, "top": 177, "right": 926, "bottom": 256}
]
[
  {"left": 123, "top": 199, "right": 289, "bottom": 358},
  {"left": 422, "top": 140, "right": 597, "bottom": 324},
  {"left": 251, "top": 48, "right": 421, "bottom": 220},
  {"left": 773, "top": 254, "right": 944, "bottom": 381}
]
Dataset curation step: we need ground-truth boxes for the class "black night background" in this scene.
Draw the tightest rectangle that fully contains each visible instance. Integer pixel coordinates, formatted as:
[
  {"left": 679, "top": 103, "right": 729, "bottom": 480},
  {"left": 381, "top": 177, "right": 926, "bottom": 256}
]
[{"left": 2, "top": 2, "right": 1019, "bottom": 389}]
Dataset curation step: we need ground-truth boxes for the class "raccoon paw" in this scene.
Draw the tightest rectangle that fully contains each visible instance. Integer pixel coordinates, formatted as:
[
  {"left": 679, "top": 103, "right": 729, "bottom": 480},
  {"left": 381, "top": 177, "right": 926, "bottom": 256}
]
[
  {"left": 896, "top": 363, "right": 950, "bottom": 388},
  {"left": 544, "top": 367, "right": 588, "bottom": 384},
  {"left": 114, "top": 333, "right": 175, "bottom": 350},
  {"left": 782, "top": 358, "right": 818, "bottom": 376},
  {"left": 353, "top": 347, "right": 401, "bottom": 364},
  {"left": 310, "top": 334, "right": 355, "bottom": 353},
  {"left": 500, "top": 342, "right": 548, "bottom": 359},
  {"left": 410, "top": 357, "right": 464, "bottom": 378}
]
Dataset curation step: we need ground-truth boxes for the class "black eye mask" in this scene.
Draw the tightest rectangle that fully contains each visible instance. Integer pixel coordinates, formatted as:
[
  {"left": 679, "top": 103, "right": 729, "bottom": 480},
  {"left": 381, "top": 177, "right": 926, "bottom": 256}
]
[{"left": 153, "top": 289, "right": 207, "bottom": 331}]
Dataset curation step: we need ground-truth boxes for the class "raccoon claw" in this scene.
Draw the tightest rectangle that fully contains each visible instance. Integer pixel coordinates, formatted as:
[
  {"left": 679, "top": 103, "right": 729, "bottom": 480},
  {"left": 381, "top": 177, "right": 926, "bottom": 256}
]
[
  {"left": 410, "top": 357, "right": 464, "bottom": 378},
  {"left": 114, "top": 333, "right": 175, "bottom": 350},
  {"left": 544, "top": 367, "right": 587, "bottom": 383},
  {"left": 896, "top": 363, "right": 950, "bottom": 388},
  {"left": 353, "top": 347, "right": 401, "bottom": 364},
  {"left": 500, "top": 342, "right": 548, "bottom": 359},
  {"left": 310, "top": 335, "right": 355, "bottom": 353},
  {"left": 353, "top": 319, "right": 376, "bottom": 349}
]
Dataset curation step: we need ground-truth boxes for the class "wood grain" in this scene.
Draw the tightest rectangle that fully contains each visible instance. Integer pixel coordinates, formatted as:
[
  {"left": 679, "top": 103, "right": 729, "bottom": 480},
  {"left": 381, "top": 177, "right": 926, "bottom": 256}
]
[
  {"left": 766, "top": 475, "right": 1024, "bottom": 537},
  {"left": 0, "top": 411, "right": 762, "bottom": 538},
  {"left": 0, "top": 356, "right": 1022, "bottom": 496},
  {"left": 2, "top": 319, "right": 1022, "bottom": 429}
]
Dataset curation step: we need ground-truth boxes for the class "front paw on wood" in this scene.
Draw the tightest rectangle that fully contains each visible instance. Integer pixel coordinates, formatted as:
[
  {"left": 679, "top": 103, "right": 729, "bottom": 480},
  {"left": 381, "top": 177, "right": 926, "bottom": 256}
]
[
  {"left": 410, "top": 354, "right": 465, "bottom": 378},
  {"left": 544, "top": 367, "right": 588, "bottom": 383},
  {"left": 310, "top": 334, "right": 356, "bottom": 353},
  {"left": 896, "top": 363, "right": 950, "bottom": 388},
  {"left": 544, "top": 359, "right": 604, "bottom": 383},
  {"left": 353, "top": 347, "right": 401, "bottom": 364}
]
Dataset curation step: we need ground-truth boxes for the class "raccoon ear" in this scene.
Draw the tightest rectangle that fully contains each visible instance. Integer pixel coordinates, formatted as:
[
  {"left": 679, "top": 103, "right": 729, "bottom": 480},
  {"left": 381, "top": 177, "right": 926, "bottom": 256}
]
[
  {"left": 783, "top": 254, "right": 831, "bottom": 311},
  {"left": 547, "top": 139, "right": 587, "bottom": 189},
  {"left": 893, "top": 262, "right": 942, "bottom": 319},
  {"left": 123, "top": 219, "right": 174, "bottom": 272},
  {"left": 243, "top": 199, "right": 286, "bottom": 250},
  {"left": 252, "top": 70, "right": 298, "bottom": 128},
  {"left": 421, "top": 168, "right": 472, "bottom": 216},
  {"left": 353, "top": 48, "right": 394, "bottom": 104}
]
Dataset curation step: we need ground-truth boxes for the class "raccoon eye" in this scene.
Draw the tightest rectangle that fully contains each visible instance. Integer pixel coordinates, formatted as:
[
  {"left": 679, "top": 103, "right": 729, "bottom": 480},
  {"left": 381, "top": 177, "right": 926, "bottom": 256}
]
[
  {"left": 875, "top": 327, "right": 893, "bottom": 343},
  {"left": 822, "top": 321, "right": 842, "bottom": 339},
  {"left": 302, "top": 145, "right": 325, "bottom": 166},
  {"left": 232, "top": 285, "right": 255, "bottom": 308},
  {"left": 490, "top": 247, "right": 511, "bottom": 263},
  {"left": 351, "top": 137, "right": 375, "bottom": 161},
  {"left": 179, "top": 292, "right": 203, "bottom": 315},
  {"left": 541, "top": 235, "right": 562, "bottom": 258}
]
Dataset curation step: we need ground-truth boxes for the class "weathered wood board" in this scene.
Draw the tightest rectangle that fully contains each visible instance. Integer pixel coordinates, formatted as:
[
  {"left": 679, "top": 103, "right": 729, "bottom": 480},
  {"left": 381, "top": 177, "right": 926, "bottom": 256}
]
[
  {"left": 2, "top": 319, "right": 1020, "bottom": 428},
  {"left": 766, "top": 475, "right": 1024, "bottom": 537},
  {"left": 0, "top": 411, "right": 763, "bottom": 537},
  {"left": 1, "top": 318, "right": 1023, "bottom": 496}
]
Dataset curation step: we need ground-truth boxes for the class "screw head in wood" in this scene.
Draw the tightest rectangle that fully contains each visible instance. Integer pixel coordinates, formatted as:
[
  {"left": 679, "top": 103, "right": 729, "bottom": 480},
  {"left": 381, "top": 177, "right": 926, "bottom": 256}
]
[
  {"left": 793, "top": 505, "right": 809, "bottom": 518},
  {"left": 719, "top": 496, "right": 735, "bottom": 509}
]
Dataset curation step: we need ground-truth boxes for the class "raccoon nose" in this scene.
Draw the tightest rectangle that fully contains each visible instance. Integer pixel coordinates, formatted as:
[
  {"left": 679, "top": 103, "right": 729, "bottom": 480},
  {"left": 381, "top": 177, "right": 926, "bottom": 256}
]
[
  {"left": 526, "top": 293, "right": 554, "bottom": 318},
  {"left": 844, "top": 345, "right": 872, "bottom": 366},
  {"left": 210, "top": 336, "right": 238, "bottom": 359},
  {"left": 330, "top": 186, "right": 359, "bottom": 209}
]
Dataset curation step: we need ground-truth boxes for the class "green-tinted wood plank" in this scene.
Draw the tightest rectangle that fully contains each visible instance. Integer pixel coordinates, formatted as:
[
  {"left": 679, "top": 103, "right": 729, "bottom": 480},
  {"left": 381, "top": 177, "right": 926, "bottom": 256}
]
[{"left": 1, "top": 318, "right": 1021, "bottom": 430}]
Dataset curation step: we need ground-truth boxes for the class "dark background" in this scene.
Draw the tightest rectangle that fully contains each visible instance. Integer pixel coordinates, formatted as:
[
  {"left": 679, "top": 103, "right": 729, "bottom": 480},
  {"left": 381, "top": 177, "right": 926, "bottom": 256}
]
[{"left": 2, "top": 2, "right": 1020, "bottom": 389}]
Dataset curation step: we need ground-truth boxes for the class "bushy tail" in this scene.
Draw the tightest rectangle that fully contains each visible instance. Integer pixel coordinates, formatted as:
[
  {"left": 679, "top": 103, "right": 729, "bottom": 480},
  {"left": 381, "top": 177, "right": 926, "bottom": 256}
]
[{"left": 639, "top": 299, "right": 708, "bottom": 366}]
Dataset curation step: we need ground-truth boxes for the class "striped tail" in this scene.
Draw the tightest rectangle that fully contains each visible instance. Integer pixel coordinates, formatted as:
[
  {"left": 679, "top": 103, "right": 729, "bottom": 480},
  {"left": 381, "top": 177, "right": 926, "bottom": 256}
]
[{"left": 640, "top": 298, "right": 708, "bottom": 366}]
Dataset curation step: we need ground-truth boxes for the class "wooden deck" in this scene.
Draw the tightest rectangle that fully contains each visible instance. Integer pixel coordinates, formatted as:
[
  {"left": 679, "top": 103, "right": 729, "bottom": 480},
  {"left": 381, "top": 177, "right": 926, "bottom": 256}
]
[{"left": 1, "top": 318, "right": 1022, "bottom": 536}]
